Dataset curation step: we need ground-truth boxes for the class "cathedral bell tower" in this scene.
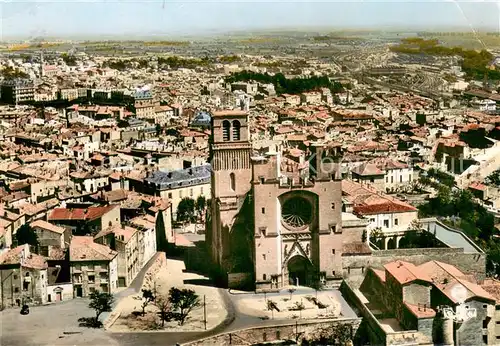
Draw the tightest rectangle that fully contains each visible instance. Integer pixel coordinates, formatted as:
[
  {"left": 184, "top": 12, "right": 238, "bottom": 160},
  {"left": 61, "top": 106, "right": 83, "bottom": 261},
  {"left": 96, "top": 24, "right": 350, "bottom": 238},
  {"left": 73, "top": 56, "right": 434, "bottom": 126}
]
[{"left": 208, "top": 110, "right": 253, "bottom": 284}]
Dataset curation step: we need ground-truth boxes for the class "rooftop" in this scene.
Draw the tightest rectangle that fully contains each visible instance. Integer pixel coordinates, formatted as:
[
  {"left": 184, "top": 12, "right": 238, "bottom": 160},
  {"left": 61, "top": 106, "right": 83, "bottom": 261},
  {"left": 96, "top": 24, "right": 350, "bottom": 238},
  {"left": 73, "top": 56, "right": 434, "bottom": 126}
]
[
  {"left": 70, "top": 236, "right": 117, "bottom": 262},
  {"left": 145, "top": 164, "right": 211, "bottom": 190}
]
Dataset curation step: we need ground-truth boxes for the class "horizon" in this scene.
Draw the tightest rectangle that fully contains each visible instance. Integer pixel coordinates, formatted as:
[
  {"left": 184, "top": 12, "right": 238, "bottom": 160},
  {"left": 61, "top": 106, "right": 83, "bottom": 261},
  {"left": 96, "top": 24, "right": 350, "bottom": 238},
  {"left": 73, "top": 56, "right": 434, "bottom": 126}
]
[{"left": 1, "top": 0, "right": 499, "bottom": 41}]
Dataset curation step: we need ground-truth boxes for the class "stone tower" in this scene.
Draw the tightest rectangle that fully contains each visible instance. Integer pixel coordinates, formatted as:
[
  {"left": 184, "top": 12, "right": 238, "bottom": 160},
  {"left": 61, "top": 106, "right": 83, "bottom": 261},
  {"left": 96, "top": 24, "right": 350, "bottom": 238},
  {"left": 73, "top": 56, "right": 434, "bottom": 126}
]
[{"left": 208, "top": 110, "right": 253, "bottom": 283}]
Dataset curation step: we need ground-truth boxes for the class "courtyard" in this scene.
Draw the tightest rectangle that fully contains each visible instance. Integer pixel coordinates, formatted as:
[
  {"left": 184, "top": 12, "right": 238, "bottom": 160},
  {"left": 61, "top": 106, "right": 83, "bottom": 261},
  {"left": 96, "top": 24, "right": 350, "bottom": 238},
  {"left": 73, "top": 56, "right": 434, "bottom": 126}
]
[
  {"left": 0, "top": 299, "right": 118, "bottom": 346},
  {"left": 109, "top": 257, "right": 228, "bottom": 332}
]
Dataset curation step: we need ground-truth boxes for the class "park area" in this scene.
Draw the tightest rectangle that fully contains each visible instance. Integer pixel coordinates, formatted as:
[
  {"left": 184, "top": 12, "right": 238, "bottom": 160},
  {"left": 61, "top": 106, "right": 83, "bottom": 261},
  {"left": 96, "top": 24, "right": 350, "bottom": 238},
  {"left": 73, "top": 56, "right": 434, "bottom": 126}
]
[
  {"left": 233, "top": 288, "right": 345, "bottom": 321},
  {"left": 109, "top": 257, "right": 228, "bottom": 332}
]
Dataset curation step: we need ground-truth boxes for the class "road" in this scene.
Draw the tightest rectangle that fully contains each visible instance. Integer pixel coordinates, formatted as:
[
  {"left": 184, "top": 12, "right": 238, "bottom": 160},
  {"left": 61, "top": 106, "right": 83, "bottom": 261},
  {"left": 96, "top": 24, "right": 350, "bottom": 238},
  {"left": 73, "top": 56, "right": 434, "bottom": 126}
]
[{"left": 1, "top": 249, "right": 358, "bottom": 346}]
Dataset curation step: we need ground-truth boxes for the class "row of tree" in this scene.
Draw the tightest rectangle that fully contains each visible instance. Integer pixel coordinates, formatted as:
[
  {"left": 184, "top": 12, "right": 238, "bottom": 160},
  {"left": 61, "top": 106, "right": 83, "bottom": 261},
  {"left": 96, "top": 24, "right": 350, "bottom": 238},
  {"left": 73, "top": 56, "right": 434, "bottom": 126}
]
[
  {"left": 225, "top": 70, "right": 345, "bottom": 95},
  {"left": 176, "top": 196, "right": 207, "bottom": 223},
  {"left": 417, "top": 171, "right": 500, "bottom": 276}
]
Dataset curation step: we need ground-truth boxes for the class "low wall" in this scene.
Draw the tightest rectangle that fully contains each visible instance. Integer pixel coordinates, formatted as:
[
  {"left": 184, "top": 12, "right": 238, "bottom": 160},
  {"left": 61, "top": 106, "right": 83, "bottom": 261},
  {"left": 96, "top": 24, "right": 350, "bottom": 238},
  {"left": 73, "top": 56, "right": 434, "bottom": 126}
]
[
  {"left": 143, "top": 252, "right": 166, "bottom": 288},
  {"left": 183, "top": 318, "right": 361, "bottom": 346},
  {"left": 47, "top": 283, "right": 73, "bottom": 303},
  {"left": 340, "top": 281, "right": 423, "bottom": 346}
]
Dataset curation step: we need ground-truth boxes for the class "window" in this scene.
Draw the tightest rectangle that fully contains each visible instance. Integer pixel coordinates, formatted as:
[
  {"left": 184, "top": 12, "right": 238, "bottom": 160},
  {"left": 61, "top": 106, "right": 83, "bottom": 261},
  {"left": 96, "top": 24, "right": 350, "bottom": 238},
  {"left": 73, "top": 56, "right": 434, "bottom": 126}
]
[
  {"left": 259, "top": 227, "right": 267, "bottom": 237},
  {"left": 263, "top": 254, "right": 266, "bottom": 260},
  {"left": 88, "top": 275, "right": 95, "bottom": 283},
  {"left": 331, "top": 203, "right": 335, "bottom": 210},
  {"left": 385, "top": 176, "right": 388, "bottom": 183},
  {"left": 232, "top": 120, "right": 241, "bottom": 141},
  {"left": 14, "top": 287, "right": 19, "bottom": 293},
  {"left": 383, "top": 220, "right": 389, "bottom": 228},
  {"left": 201, "top": 187, "right": 204, "bottom": 194},
  {"left": 262, "top": 207, "right": 265, "bottom": 214},
  {"left": 332, "top": 271, "right": 336, "bottom": 276},
  {"left": 168, "top": 193, "right": 172, "bottom": 199},
  {"left": 179, "top": 190, "right": 183, "bottom": 198},
  {"left": 370, "top": 178, "right": 374, "bottom": 183},
  {"left": 13, "top": 274, "right": 18, "bottom": 280},
  {"left": 332, "top": 249, "right": 336, "bottom": 255},
  {"left": 400, "top": 176, "right": 402, "bottom": 183},
  {"left": 230, "top": 173, "right": 236, "bottom": 191},
  {"left": 259, "top": 176, "right": 265, "bottom": 184},
  {"left": 222, "top": 120, "right": 230, "bottom": 141},
  {"left": 190, "top": 188, "right": 193, "bottom": 197},
  {"left": 263, "top": 274, "right": 267, "bottom": 281},
  {"left": 370, "top": 218, "right": 375, "bottom": 223},
  {"left": 395, "top": 219, "right": 399, "bottom": 226}
]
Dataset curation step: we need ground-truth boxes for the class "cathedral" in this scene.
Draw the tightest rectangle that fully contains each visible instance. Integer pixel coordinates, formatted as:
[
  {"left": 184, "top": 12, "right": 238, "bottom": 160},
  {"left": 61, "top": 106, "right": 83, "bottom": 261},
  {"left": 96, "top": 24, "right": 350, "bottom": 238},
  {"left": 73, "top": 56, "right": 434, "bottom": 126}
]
[{"left": 207, "top": 110, "right": 366, "bottom": 290}]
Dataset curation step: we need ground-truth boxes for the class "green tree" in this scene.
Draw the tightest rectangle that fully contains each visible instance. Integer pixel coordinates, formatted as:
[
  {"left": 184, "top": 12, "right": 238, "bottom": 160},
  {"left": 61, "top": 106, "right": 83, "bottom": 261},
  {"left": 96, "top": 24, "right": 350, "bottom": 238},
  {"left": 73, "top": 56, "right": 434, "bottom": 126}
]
[
  {"left": 168, "top": 287, "right": 200, "bottom": 325},
  {"left": 15, "top": 224, "right": 39, "bottom": 247},
  {"left": 137, "top": 288, "right": 156, "bottom": 316},
  {"left": 176, "top": 197, "right": 196, "bottom": 223},
  {"left": 195, "top": 195, "right": 206, "bottom": 220},
  {"left": 88, "top": 292, "right": 114, "bottom": 326}
]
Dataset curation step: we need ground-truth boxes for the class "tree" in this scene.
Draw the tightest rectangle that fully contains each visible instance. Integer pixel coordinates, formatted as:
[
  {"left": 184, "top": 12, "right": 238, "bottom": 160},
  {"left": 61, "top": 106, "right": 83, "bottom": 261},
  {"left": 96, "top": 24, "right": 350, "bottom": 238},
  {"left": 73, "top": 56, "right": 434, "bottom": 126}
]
[
  {"left": 176, "top": 197, "right": 196, "bottom": 223},
  {"left": 195, "top": 195, "right": 206, "bottom": 221},
  {"left": 15, "top": 224, "right": 38, "bottom": 247},
  {"left": 154, "top": 294, "right": 172, "bottom": 327},
  {"left": 288, "top": 288, "right": 296, "bottom": 300},
  {"left": 137, "top": 288, "right": 156, "bottom": 316},
  {"left": 88, "top": 292, "right": 114, "bottom": 326},
  {"left": 168, "top": 287, "right": 200, "bottom": 325}
]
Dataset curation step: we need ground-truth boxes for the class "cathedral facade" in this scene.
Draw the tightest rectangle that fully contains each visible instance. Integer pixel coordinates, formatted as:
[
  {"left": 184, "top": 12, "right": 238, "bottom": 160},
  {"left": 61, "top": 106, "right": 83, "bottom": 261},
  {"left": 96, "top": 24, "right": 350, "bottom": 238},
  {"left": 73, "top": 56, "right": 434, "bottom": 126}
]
[{"left": 208, "top": 110, "right": 363, "bottom": 289}]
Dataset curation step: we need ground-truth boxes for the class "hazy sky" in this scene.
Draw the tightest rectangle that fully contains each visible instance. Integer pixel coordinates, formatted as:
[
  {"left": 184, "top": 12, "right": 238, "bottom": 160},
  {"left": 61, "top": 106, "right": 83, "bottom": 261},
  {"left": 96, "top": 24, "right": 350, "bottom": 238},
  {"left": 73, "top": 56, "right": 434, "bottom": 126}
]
[{"left": 1, "top": 0, "right": 499, "bottom": 39}]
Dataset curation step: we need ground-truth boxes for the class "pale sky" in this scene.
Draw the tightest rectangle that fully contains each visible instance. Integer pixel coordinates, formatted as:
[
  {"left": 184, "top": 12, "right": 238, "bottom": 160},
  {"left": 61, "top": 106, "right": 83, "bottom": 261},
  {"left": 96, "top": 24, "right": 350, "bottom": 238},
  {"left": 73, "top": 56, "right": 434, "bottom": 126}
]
[{"left": 0, "top": 0, "right": 499, "bottom": 39}]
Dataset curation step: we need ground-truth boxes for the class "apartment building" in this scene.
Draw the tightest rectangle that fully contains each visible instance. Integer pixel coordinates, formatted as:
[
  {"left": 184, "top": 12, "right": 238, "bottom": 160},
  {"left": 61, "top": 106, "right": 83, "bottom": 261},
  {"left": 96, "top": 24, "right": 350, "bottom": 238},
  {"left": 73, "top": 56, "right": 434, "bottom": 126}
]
[
  {"left": 69, "top": 236, "right": 118, "bottom": 297},
  {"left": 48, "top": 205, "right": 121, "bottom": 234},
  {"left": 0, "top": 244, "right": 48, "bottom": 308},
  {"left": 0, "top": 79, "right": 35, "bottom": 104},
  {"left": 94, "top": 225, "right": 140, "bottom": 287},
  {"left": 144, "top": 165, "right": 211, "bottom": 216}
]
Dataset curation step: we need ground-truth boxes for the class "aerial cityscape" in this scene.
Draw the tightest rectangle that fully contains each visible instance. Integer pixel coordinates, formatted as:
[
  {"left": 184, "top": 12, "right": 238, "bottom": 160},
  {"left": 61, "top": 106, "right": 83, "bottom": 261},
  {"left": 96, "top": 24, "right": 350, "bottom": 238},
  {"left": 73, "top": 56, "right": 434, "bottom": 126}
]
[{"left": 1, "top": 1, "right": 500, "bottom": 345}]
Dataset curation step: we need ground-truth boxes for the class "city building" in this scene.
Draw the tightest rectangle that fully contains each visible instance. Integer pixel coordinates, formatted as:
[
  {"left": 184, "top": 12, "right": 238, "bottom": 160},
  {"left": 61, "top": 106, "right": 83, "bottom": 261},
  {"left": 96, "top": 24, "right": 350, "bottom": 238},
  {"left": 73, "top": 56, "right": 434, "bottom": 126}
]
[
  {"left": 358, "top": 260, "right": 498, "bottom": 345},
  {"left": 144, "top": 165, "right": 211, "bottom": 216},
  {"left": 0, "top": 79, "right": 35, "bottom": 104},
  {"left": 0, "top": 244, "right": 48, "bottom": 308},
  {"left": 69, "top": 236, "right": 118, "bottom": 297}
]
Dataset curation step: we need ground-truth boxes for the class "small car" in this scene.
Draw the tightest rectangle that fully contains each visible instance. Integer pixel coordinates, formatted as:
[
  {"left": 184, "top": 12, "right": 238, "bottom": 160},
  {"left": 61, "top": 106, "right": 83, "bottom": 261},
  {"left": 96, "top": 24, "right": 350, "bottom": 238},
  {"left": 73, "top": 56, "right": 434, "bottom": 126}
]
[{"left": 20, "top": 304, "right": 29, "bottom": 315}]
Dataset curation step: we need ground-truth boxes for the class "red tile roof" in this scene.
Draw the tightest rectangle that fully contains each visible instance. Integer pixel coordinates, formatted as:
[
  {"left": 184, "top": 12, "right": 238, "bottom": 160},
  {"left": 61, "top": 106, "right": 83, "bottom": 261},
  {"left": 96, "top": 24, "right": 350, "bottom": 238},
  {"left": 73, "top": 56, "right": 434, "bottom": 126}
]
[
  {"left": 70, "top": 236, "right": 117, "bottom": 262},
  {"left": 0, "top": 245, "right": 47, "bottom": 270},
  {"left": 385, "top": 261, "right": 432, "bottom": 285},
  {"left": 48, "top": 205, "right": 118, "bottom": 221}
]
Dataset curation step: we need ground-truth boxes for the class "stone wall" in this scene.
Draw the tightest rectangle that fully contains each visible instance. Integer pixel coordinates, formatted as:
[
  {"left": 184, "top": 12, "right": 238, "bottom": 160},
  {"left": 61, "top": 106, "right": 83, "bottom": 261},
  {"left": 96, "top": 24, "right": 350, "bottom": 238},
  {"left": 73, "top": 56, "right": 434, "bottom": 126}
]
[
  {"left": 183, "top": 318, "right": 361, "bottom": 346},
  {"left": 142, "top": 252, "right": 165, "bottom": 288}
]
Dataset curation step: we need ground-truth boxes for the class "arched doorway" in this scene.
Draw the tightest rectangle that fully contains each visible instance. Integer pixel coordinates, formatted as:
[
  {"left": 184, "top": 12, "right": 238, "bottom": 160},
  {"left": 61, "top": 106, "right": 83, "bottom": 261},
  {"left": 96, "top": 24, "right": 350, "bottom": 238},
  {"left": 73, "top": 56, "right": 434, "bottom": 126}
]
[
  {"left": 287, "top": 255, "right": 312, "bottom": 286},
  {"left": 387, "top": 237, "right": 396, "bottom": 250}
]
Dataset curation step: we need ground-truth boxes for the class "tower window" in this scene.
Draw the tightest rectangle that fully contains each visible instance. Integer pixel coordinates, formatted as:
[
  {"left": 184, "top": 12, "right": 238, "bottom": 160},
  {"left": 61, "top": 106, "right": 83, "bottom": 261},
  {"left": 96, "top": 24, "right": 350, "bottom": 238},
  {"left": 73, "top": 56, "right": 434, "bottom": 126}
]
[
  {"left": 232, "top": 120, "right": 241, "bottom": 141},
  {"left": 230, "top": 172, "right": 236, "bottom": 191},
  {"left": 262, "top": 207, "right": 265, "bottom": 214},
  {"left": 222, "top": 120, "right": 230, "bottom": 141}
]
